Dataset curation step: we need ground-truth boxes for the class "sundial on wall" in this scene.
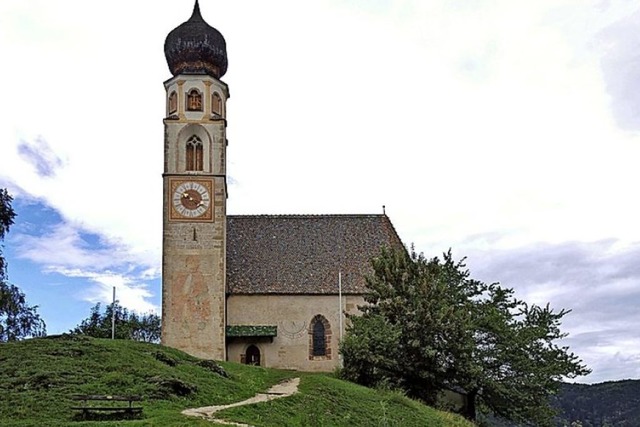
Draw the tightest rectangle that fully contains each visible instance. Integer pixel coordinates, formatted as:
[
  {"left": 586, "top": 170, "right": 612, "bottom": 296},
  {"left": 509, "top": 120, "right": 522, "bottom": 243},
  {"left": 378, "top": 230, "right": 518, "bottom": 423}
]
[{"left": 279, "top": 320, "right": 307, "bottom": 340}]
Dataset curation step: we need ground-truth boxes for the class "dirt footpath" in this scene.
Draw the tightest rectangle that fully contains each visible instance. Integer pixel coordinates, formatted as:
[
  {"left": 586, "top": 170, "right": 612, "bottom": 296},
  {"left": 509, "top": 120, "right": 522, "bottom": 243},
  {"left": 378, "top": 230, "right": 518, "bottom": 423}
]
[{"left": 182, "top": 377, "right": 301, "bottom": 426}]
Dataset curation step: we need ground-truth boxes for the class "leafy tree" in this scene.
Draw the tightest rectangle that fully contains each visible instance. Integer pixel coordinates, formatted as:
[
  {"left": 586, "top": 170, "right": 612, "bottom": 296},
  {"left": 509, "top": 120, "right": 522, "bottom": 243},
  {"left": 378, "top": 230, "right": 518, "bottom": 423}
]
[
  {"left": 0, "top": 188, "right": 17, "bottom": 279},
  {"left": 0, "top": 189, "right": 46, "bottom": 341},
  {"left": 340, "top": 247, "right": 590, "bottom": 426},
  {"left": 71, "top": 301, "right": 161, "bottom": 343},
  {"left": 0, "top": 282, "right": 47, "bottom": 341}
]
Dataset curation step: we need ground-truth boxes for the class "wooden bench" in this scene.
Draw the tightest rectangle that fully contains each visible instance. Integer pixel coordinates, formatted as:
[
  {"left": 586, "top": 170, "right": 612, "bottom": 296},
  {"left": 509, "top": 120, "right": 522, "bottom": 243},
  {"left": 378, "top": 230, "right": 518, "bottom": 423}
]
[{"left": 71, "top": 394, "right": 143, "bottom": 418}]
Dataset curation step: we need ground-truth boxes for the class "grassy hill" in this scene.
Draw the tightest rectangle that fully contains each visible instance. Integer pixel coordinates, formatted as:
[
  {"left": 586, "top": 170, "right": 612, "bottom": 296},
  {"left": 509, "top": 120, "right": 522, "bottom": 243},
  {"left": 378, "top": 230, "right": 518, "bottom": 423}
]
[{"left": 0, "top": 335, "right": 473, "bottom": 426}]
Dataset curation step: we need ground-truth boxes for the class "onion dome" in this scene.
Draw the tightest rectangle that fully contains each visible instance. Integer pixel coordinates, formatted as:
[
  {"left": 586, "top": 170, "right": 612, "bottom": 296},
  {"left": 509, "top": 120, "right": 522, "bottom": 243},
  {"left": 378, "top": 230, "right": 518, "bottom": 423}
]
[{"left": 164, "top": 0, "right": 228, "bottom": 78}]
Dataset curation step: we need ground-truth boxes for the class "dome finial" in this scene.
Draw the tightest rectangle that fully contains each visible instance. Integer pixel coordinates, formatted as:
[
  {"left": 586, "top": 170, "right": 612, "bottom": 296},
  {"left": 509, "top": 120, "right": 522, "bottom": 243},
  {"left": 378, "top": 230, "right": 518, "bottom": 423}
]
[{"left": 190, "top": 0, "right": 203, "bottom": 22}]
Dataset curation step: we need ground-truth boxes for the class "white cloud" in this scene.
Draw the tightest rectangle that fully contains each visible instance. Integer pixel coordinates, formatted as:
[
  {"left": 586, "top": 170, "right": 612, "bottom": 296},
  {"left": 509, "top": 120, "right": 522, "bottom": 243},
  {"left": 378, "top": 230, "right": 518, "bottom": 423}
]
[
  {"left": 15, "top": 224, "right": 118, "bottom": 270},
  {"left": 12, "top": 220, "right": 159, "bottom": 313},
  {"left": 54, "top": 267, "right": 157, "bottom": 314}
]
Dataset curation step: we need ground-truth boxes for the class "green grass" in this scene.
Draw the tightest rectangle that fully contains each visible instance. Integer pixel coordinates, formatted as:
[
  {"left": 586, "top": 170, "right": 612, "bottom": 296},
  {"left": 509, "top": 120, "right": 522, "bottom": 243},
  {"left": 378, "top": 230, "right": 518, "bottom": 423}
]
[
  {"left": 218, "top": 374, "right": 472, "bottom": 427},
  {"left": 0, "top": 335, "right": 473, "bottom": 426}
]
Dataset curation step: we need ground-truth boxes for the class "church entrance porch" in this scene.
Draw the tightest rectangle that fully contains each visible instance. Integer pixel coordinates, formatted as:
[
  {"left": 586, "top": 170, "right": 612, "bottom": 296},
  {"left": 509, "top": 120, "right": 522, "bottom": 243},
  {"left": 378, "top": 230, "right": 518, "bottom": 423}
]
[{"left": 226, "top": 325, "right": 276, "bottom": 367}]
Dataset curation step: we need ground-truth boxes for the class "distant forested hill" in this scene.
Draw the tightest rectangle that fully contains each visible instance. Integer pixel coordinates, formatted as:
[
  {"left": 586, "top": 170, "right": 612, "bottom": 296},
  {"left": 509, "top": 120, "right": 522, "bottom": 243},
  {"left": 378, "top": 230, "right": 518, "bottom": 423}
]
[
  {"left": 483, "top": 379, "right": 640, "bottom": 427},
  {"left": 552, "top": 380, "right": 640, "bottom": 427}
]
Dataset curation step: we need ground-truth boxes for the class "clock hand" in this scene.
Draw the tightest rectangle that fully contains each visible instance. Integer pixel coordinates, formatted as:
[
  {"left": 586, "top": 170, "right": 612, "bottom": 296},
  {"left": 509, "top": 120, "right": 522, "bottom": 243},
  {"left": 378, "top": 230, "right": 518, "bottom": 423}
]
[{"left": 182, "top": 193, "right": 197, "bottom": 202}]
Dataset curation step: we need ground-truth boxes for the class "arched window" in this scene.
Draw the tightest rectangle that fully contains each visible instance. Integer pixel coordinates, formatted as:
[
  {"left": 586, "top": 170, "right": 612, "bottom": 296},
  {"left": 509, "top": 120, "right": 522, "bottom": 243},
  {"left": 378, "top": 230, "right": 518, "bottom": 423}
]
[
  {"left": 168, "top": 91, "right": 177, "bottom": 114},
  {"left": 187, "top": 89, "right": 202, "bottom": 111},
  {"left": 186, "top": 135, "right": 203, "bottom": 171},
  {"left": 313, "top": 321, "right": 326, "bottom": 356},
  {"left": 212, "top": 92, "right": 222, "bottom": 116},
  {"left": 309, "top": 315, "right": 331, "bottom": 360}
]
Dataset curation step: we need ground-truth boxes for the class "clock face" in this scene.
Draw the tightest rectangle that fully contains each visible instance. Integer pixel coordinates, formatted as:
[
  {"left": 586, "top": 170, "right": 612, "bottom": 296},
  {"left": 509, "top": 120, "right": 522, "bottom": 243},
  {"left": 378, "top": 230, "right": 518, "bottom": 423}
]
[{"left": 169, "top": 179, "right": 214, "bottom": 221}]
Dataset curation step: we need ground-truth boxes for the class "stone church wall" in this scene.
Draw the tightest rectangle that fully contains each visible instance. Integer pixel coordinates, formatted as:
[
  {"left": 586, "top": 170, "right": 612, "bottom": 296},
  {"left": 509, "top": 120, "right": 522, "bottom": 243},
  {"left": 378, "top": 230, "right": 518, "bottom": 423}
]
[{"left": 226, "top": 294, "right": 365, "bottom": 371}]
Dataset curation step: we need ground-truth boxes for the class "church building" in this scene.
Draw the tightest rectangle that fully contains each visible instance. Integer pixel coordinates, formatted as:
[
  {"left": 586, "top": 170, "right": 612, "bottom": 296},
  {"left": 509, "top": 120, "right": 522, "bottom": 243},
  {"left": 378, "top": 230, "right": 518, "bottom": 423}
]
[{"left": 161, "top": 1, "right": 404, "bottom": 371}]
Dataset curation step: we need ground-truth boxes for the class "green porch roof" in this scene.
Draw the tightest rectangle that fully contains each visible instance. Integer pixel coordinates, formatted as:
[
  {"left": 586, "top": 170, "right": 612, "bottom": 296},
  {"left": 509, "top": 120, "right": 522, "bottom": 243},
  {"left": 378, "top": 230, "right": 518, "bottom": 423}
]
[{"left": 226, "top": 325, "right": 277, "bottom": 337}]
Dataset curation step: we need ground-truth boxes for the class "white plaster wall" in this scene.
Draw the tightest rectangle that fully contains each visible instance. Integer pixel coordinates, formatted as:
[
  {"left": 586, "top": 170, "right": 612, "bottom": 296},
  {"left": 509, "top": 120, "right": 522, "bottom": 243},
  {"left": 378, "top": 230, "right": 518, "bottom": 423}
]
[{"left": 227, "top": 294, "right": 364, "bottom": 371}]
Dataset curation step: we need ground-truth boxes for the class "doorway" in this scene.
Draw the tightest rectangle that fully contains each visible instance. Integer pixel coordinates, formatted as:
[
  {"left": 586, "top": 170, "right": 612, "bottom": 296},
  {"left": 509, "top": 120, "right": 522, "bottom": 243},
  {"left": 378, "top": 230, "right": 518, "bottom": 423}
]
[{"left": 245, "top": 345, "right": 261, "bottom": 366}]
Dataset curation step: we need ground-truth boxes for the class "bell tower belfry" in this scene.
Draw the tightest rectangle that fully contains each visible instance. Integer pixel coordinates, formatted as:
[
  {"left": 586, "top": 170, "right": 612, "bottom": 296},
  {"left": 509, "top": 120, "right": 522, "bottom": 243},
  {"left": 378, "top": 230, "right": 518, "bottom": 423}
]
[{"left": 161, "top": 0, "right": 229, "bottom": 360}]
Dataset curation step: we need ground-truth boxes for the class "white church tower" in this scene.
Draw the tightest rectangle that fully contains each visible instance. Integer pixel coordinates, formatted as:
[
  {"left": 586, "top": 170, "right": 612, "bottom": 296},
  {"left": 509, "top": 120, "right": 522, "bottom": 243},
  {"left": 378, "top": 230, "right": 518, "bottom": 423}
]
[{"left": 161, "top": 0, "right": 229, "bottom": 360}]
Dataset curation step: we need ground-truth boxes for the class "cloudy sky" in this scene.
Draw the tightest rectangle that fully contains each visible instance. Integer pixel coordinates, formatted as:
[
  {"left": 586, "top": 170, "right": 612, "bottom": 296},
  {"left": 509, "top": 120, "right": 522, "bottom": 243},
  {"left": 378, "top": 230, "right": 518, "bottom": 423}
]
[{"left": 1, "top": 0, "right": 639, "bottom": 384}]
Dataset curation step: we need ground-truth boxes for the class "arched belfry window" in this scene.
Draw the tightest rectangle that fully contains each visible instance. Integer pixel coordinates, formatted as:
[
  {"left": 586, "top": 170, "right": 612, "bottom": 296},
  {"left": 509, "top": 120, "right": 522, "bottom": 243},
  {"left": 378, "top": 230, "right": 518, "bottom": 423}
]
[
  {"left": 168, "top": 91, "right": 177, "bottom": 115},
  {"left": 186, "top": 135, "right": 203, "bottom": 171},
  {"left": 309, "top": 315, "right": 332, "bottom": 360},
  {"left": 212, "top": 92, "right": 222, "bottom": 116},
  {"left": 187, "top": 89, "right": 202, "bottom": 111}
]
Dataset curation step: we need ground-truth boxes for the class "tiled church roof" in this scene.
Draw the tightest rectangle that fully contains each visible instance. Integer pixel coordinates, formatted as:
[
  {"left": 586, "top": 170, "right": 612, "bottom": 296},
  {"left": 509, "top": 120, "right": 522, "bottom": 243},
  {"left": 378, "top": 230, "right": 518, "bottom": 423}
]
[{"left": 226, "top": 214, "right": 404, "bottom": 295}]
